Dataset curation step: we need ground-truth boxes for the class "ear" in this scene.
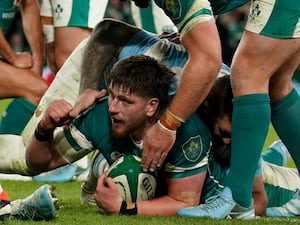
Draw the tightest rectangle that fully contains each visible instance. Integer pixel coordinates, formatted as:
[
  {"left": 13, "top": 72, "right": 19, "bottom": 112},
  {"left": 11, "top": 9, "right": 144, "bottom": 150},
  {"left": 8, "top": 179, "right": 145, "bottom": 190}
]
[{"left": 146, "top": 98, "right": 159, "bottom": 117}]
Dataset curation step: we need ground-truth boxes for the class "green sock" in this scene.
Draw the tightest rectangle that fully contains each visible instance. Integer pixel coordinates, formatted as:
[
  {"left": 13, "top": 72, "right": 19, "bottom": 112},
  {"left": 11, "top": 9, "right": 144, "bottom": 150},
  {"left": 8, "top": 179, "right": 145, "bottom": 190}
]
[
  {"left": 0, "top": 98, "right": 36, "bottom": 135},
  {"left": 226, "top": 94, "right": 270, "bottom": 207},
  {"left": 271, "top": 89, "right": 300, "bottom": 171}
]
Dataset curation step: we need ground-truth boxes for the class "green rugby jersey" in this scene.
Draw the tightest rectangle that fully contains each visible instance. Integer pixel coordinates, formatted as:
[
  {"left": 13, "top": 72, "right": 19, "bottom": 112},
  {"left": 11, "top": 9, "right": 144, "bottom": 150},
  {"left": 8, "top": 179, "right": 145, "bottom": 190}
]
[
  {"left": 154, "top": 0, "right": 214, "bottom": 35},
  {"left": 209, "top": 0, "right": 249, "bottom": 15},
  {"left": 64, "top": 97, "right": 211, "bottom": 179}
]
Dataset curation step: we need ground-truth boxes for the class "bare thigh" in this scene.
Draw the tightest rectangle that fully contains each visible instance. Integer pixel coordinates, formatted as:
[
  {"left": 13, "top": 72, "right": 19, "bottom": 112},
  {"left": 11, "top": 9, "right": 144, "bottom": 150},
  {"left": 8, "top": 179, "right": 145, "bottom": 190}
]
[
  {"left": 231, "top": 31, "right": 300, "bottom": 97},
  {"left": 0, "top": 61, "right": 48, "bottom": 104},
  {"left": 54, "top": 27, "right": 92, "bottom": 70}
]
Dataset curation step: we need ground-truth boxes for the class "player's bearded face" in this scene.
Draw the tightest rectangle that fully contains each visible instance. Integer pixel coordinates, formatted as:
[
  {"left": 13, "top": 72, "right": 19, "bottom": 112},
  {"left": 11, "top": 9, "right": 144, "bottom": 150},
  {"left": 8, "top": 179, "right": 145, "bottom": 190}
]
[
  {"left": 110, "top": 113, "right": 146, "bottom": 138},
  {"left": 108, "top": 88, "right": 149, "bottom": 138}
]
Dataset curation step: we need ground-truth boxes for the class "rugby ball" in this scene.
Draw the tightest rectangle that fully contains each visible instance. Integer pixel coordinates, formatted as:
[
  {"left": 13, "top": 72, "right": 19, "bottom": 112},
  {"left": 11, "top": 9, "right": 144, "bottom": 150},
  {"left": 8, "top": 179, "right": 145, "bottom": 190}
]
[{"left": 107, "top": 155, "right": 157, "bottom": 202}]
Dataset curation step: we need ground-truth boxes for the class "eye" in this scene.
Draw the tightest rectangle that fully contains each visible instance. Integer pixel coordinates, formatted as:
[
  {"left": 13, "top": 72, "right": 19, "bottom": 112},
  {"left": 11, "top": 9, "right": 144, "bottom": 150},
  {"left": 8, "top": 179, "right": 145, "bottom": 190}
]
[{"left": 118, "top": 97, "right": 129, "bottom": 104}]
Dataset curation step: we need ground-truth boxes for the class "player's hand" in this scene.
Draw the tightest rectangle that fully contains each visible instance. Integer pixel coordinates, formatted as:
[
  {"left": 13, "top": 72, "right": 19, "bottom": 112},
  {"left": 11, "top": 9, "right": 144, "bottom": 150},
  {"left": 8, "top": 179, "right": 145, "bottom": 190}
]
[
  {"left": 41, "top": 99, "right": 74, "bottom": 131},
  {"left": 158, "top": 32, "right": 181, "bottom": 44},
  {"left": 12, "top": 52, "right": 33, "bottom": 68},
  {"left": 31, "top": 54, "right": 44, "bottom": 76},
  {"left": 94, "top": 173, "right": 122, "bottom": 214},
  {"left": 142, "top": 122, "right": 176, "bottom": 172},
  {"left": 69, "top": 89, "right": 107, "bottom": 118}
]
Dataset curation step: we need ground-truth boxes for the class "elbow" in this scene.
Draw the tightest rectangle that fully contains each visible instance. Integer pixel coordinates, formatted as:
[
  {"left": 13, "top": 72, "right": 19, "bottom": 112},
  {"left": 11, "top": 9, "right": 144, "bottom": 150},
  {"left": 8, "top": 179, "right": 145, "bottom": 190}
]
[
  {"left": 191, "top": 49, "right": 222, "bottom": 83},
  {"left": 92, "top": 19, "right": 123, "bottom": 42},
  {"left": 207, "top": 53, "right": 222, "bottom": 81},
  {"left": 25, "top": 149, "right": 50, "bottom": 175},
  {"left": 25, "top": 156, "right": 47, "bottom": 175}
]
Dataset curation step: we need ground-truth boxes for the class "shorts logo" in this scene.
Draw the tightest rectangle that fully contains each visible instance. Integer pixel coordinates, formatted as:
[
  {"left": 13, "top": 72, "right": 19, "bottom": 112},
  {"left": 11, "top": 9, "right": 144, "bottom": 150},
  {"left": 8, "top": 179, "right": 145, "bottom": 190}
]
[
  {"left": 249, "top": 0, "right": 261, "bottom": 24},
  {"left": 55, "top": 4, "right": 64, "bottom": 19},
  {"left": 182, "top": 135, "right": 202, "bottom": 162}
]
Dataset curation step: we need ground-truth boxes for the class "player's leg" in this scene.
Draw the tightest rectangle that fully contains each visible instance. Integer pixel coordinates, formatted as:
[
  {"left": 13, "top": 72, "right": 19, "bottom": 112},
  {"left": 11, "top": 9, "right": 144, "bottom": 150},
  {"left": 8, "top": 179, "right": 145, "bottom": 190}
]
[
  {"left": 178, "top": 0, "right": 300, "bottom": 219},
  {"left": 0, "top": 61, "right": 48, "bottom": 105},
  {"left": 262, "top": 161, "right": 300, "bottom": 217},
  {"left": 0, "top": 98, "right": 36, "bottom": 135},
  {"left": 270, "top": 47, "right": 300, "bottom": 172},
  {"left": 0, "top": 62, "right": 44, "bottom": 137},
  {"left": 227, "top": 35, "right": 299, "bottom": 212},
  {"left": 54, "top": 27, "right": 92, "bottom": 70},
  {"left": 0, "top": 184, "right": 11, "bottom": 221},
  {"left": 225, "top": 0, "right": 300, "bottom": 211},
  {"left": 52, "top": 0, "right": 108, "bottom": 70},
  {"left": 0, "top": 135, "right": 33, "bottom": 175},
  {"left": 266, "top": 190, "right": 300, "bottom": 217},
  {"left": 0, "top": 38, "right": 88, "bottom": 176},
  {"left": 0, "top": 63, "right": 47, "bottom": 135}
]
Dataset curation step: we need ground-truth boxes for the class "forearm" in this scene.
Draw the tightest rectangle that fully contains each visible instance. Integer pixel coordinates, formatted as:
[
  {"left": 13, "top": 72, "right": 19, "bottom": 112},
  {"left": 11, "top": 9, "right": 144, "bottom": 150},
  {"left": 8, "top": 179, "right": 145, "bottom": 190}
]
[
  {"left": 0, "top": 29, "right": 17, "bottom": 63},
  {"left": 26, "top": 123, "right": 64, "bottom": 173},
  {"left": 79, "top": 19, "right": 140, "bottom": 93},
  {"left": 253, "top": 192, "right": 268, "bottom": 216},
  {"left": 79, "top": 43, "right": 116, "bottom": 93},
  {"left": 21, "top": 0, "right": 44, "bottom": 74},
  {"left": 252, "top": 176, "right": 268, "bottom": 216},
  {"left": 166, "top": 21, "right": 221, "bottom": 122},
  {"left": 136, "top": 195, "right": 188, "bottom": 216}
]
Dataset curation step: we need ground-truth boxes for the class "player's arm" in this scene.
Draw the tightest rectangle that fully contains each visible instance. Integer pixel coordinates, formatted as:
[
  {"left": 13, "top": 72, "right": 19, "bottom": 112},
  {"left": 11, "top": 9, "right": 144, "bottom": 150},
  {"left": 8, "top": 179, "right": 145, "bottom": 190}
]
[
  {"left": 40, "top": 0, "right": 56, "bottom": 73},
  {"left": 94, "top": 171, "right": 206, "bottom": 216},
  {"left": 26, "top": 100, "right": 73, "bottom": 174},
  {"left": 0, "top": 28, "right": 33, "bottom": 68},
  {"left": 142, "top": 20, "right": 222, "bottom": 171},
  {"left": 252, "top": 175, "right": 268, "bottom": 216},
  {"left": 0, "top": 28, "right": 16, "bottom": 63},
  {"left": 137, "top": 172, "right": 206, "bottom": 216},
  {"left": 20, "top": 0, "right": 44, "bottom": 75},
  {"left": 70, "top": 19, "right": 141, "bottom": 117}
]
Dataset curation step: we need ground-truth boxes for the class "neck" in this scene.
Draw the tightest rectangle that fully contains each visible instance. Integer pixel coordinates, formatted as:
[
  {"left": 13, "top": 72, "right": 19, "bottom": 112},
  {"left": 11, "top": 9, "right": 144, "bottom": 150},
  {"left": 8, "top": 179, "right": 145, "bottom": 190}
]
[{"left": 130, "top": 121, "right": 154, "bottom": 143}]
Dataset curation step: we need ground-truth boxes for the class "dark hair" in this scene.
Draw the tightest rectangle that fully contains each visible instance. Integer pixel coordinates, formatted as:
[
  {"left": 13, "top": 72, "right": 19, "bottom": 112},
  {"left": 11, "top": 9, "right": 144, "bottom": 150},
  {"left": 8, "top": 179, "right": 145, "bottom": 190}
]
[
  {"left": 107, "top": 55, "right": 175, "bottom": 115},
  {"left": 198, "top": 75, "right": 233, "bottom": 132},
  {"left": 198, "top": 75, "right": 233, "bottom": 167}
]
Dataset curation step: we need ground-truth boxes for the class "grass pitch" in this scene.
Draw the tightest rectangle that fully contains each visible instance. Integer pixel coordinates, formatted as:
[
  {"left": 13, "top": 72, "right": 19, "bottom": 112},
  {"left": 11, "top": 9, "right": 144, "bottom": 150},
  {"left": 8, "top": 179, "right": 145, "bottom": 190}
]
[
  {"left": 0, "top": 99, "right": 12, "bottom": 115},
  {"left": 2, "top": 180, "right": 300, "bottom": 225}
]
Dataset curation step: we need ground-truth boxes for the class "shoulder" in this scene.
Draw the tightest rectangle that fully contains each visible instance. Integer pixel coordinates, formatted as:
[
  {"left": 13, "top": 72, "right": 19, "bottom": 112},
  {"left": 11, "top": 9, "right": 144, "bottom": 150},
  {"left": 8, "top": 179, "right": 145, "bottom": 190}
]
[{"left": 73, "top": 96, "right": 109, "bottom": 125}]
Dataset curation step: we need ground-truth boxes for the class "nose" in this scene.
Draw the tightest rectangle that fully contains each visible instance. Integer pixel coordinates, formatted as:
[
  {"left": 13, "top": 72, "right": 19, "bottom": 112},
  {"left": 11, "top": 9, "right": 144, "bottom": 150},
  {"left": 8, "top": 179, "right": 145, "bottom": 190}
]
[{"left": 109, "top": 98, "right": 119, "bottom": 113}]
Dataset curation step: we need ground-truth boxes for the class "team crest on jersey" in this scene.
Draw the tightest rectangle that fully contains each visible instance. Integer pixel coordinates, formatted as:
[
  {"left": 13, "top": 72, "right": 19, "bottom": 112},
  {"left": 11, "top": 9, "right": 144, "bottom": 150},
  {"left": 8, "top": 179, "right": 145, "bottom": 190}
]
[
  {"left": 182, "top": 135, "right": 202, "bottom": 162},
  {"left": 248, "top": 0, "right": 261, "bottom": 24},
  {"left": 164, "top": 0, "right": 182, "bottom": 21},
  {"left": 55, "top": 4, "right": 64, "bottom": 19}
]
